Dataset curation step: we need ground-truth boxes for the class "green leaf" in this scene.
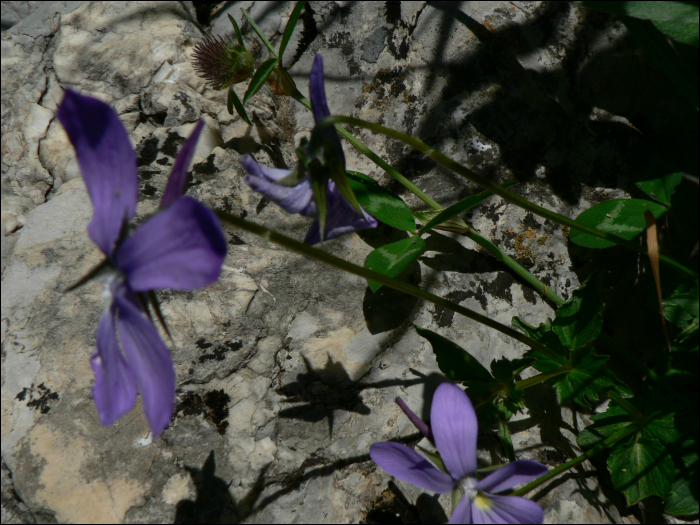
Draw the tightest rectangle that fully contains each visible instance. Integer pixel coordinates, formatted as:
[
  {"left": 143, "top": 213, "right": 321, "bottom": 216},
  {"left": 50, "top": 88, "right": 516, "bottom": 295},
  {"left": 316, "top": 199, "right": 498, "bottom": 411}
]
[
  {"left": 243, "top": 58, "right": 278, "bottom": 104},
  {"left": 552, "top": 278, "right": 604, "bottom": 350},
  {"left": 365, "top": 237, "right": 425, "bottom": 292},
  {"left": 512, "top": 317, "right": 568, "bottom": 364},
  {"left": 228, "top": 14, "right": 245, "bottom": 48},
  {"left": 579, "top": 1, "right": 699, "bottom": 46},
  {"left": 550, "top": 350, "right": 632, "bottom": 407},
  {"left": 621, "top": 16, "right": 699, "bottom": 110},
  {"left": 414, "top": 325, "right": 494, "bottom": 383},
  {"left": 347, "top": 172, "right": 415, "bottom": 231},
  {"left": 228, "top": 85, "right": 251, "bottom": 125},
  {"left": 570, "top": 198, "right": 667, "bottom": 248},
  {"left": 663, "top": 282, "right": 699, "bottom": 328},
  {"left": 279, "top": 1, "right": 305, "bottom": 61},
  {"left": 636, "top": 172, "right": 685, "bottom": 205},
  {"left": 578, "top": 405, "right": 633, "bottom": 448},
  {"left": 241, "top": 9, "right": 279, "bottom": 58},
  {"left": 417, "top": 181, "right": 519, "bottom": 235},
  {"left": 608, "top": 437, "right": 675, "bottom": 506},
  {"left": 665, "top": 438, "right": 699, "bottom": 516}
]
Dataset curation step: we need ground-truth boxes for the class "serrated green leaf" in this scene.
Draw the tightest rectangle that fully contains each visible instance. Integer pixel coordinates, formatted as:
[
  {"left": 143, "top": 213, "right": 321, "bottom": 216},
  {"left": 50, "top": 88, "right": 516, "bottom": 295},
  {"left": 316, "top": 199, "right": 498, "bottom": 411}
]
[
  {"left": 578, "top": 405, "right": 633, "bottom": 448},
  {"left": 243, "top": 58, "right": 278, "bottom": 104},
  {"left": 512, "top": 316, "right": 569, "bottom": 366},
  {"left": 279, "top": 1, "right": 305, "bottom": 61},
  {"left": 609, "top": 437, "right": 675, "bottom": 506},
  {"left": 414, "top": 325, "right": 494, "bottom": 383},
  {"left": 551, "top": 350, "right": 632, "bottom": 407},
  {"left": 636, "top": 172, "right": 685, "bottom": 205},
  {"left": 570, "top": 199, "right": 667, "bottom": 248},
  {"left": 365, "top": 237, "right": 425, "bottom": 291},
  {"left": 228, "top": 85, "right": 251, "bottom": 124},
  {"left": 552, "top": 278, "right": 604, "bottom": 350},
  {"left": 347, "top": 172, "right": 415, "bottom": 231},
  {"left": 416, "top": 181, "right": 519, "bottom": 235}
]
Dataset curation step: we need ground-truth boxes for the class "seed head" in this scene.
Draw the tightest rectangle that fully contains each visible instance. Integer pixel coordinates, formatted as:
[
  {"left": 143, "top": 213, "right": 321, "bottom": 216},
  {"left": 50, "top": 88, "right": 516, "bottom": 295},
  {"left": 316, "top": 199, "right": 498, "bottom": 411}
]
[{"left": 192, "top": 35, "right": 254, "bottom": 90}]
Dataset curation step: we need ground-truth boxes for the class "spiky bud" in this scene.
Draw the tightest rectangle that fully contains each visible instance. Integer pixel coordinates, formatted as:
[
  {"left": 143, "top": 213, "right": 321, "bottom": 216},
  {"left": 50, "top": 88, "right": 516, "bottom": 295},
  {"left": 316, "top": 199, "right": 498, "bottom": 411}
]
[{"left": 191, "top": 35, "right": 255, "bottom": 90}]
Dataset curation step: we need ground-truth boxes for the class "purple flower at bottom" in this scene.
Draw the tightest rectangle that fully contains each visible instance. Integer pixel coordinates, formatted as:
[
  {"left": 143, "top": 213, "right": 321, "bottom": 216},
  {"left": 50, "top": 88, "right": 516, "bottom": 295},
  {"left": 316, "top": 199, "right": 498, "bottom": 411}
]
[
  {"left": 58, "top": 89, "right": 226, "bottom": 436},
  {"left": 371, "top": 383, "right": 547, "bottom": 524},
  {"left": 240, "top": 54, "right": 376, "bottom": 244}
]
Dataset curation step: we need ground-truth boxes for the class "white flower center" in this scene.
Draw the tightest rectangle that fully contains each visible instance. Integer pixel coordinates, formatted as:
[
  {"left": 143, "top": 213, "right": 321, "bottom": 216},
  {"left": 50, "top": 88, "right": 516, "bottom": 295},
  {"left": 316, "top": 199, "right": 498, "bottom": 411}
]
[{"left": 458, "top": 476, "right": 478, "bottom": 500}]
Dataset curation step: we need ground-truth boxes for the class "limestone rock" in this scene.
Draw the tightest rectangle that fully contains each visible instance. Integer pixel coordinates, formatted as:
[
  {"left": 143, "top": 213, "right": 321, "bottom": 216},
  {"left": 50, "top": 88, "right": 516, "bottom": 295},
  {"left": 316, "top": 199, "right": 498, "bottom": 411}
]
[{"left": 3, "top": 1, "right": 691, "bottom": 523}]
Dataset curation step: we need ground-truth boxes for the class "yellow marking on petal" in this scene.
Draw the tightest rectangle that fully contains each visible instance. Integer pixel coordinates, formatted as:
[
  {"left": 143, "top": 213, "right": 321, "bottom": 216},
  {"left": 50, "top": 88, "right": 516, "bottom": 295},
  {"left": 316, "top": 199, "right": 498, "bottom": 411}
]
[{"left": 474, "top": 493, "right": 493, "bottom": 510}]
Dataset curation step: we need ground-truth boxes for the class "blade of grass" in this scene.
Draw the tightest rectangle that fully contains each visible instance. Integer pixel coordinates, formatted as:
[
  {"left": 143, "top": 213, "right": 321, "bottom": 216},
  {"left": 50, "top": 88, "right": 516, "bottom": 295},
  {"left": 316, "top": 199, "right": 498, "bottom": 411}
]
[
  {"left": 228, "top": 85, "right": 251, "bottom": 124},
  {"left": 645, "top": 210, "right": 671, "bottom": 350},
  {"left": 228, "top": 14, "right": 245, "bottom": 47},
  {"left": 241, "top": 8, "right": 279, "bottom": 59},
  {"left": 279, "top": 1, "right": 305, "bottom": 61},
  {"left": 243, "top": 58, "right": 278, "bottom": 104}
]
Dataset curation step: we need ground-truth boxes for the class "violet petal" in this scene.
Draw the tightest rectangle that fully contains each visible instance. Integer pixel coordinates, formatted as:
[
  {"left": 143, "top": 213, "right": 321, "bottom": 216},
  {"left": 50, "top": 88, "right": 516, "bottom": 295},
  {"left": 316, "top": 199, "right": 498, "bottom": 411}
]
[
  {"left": 475, "top": 461, "right": 549, "bottom": 494},
  {"left": 370, "top": 442, "right": 455, "bottom": 494},
  {"left": 57, "top": 89, "right": 138, "bottom": 257},
  {"left": 303, "top": 181, "right": 377, "bottom": 244},
  {"left": 241, "top": 155, "right": 316, "bottom": 216},
  {"left": 447, "top": 495, "right": 473, "bottom": 525},
  {"left": 115, "top": 197, "right": 226, "bottom": 291},
  {"left": 431, "top": 382, "right": 478, "bottom": 480},
  {"left": 114, "top": 294, "right": 175, "bottom": 436},
  {"left": 161, "top": 120, "right": 205, "bottom": 208},
  {"left": 471, "top": 494, "right": 544, "bottom": 525},
  {"left": 309, "top": 55, "right": 345, "bottom": 166},
  {"left": 91, "top": 304, "right": 137, "bottom": 426}
]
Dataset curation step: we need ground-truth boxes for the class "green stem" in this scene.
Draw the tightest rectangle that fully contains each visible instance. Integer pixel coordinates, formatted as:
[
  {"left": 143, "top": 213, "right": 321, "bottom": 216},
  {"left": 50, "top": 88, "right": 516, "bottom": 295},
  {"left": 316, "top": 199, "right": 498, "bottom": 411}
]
[
  {"left": 295, "top": 95, "right": 441, "bottom": 210},
  {"left": 465, "top": 229, "right": 566, "bottom": 306},
  {"left": 608, "top": 390, "right": 644, "bottom": 419},
  {"left": 314, "top": 116, "right": 697, "bottom": 279},
  {"left": 497, "top": 409, "right": 516, "bottom": 462},
  {"left": 215, "top": 209, "right": 564, "bottom": 359},
  {"left": 511, "top": 421, "right": 639, "bottom": 496},
  {"left": 514, "top": 369, "right": 569, "bottom": 390},
  {"left": 294, "top": 95, "right": 563, "bottom": 306}
]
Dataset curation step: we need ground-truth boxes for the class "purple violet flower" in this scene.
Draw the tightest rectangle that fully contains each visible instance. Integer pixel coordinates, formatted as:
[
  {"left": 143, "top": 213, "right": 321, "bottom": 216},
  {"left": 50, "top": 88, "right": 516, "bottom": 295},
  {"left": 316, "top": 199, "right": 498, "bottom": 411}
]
[
  {"left": 240, "top": 54, "right": 377, "bottom": 244},
  {"left": 371, "top": 383, "right": 548, "bottom": 524},
  {"left": 58, "top": 89, "right": 226, "bottom": 436}
]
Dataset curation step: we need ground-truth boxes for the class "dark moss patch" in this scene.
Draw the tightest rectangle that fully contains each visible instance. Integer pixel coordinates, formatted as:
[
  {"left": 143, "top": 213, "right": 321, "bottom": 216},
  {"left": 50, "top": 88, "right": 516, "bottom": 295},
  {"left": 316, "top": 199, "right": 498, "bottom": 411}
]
[
  {"left": 16, "top": 383, "right": 59, "bottom": 414},
  {"left": 361, "top": 482, "right": 421, "bottom": 524},
  {"left": 193, "top": 153, "right": 217, "bottom": 177},
  {"left": 229, "top": 234, "right": 246, "bottom": 245},
  {"left": 156, "top": 157, "right": 170, "bottom": 166},
  {"left": 522, "top": 285, "right": 538, "bottom": 305},
  {"left": 141, "top": 183, "right": 158, "bottom": 197},
  {"left": 137, "top": 136, "right": 159, "bottom": 167},
  {"left": 175, "top": 389, "right": 231, "bottom": 435},
  {"left": 481, "top": 272, "right": 514, "bottom": 305},
  {"left": 198, "top": 339, "right": 244, "bottom": 363},
  {"left": 162, "top": 132, "right": 185, "bottom": 157}
]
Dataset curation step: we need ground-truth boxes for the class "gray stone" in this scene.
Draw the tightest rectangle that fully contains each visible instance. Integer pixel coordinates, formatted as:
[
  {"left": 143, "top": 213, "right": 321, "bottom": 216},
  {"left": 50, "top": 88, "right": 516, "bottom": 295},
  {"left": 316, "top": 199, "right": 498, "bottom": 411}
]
[{"left": 3, "top": 1, "right": 690, "bottom": 523}]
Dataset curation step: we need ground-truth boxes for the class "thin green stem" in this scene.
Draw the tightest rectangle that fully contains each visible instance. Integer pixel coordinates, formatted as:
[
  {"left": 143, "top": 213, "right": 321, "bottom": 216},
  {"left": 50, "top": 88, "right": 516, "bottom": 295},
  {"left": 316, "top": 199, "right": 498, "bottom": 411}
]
[
  {"left": 608, "top": 390, "right": 644, "bottom": 419},
  {"left": 315, "top": 116, "right": 697, "bottom": 279},
  {"left": 511, "top": 421, "right": 639, "bottom": 496},
  {"left": 465, "top": 229, "right": 566, "bottom": 306},
  {"left": 215, "top": 209, "right": 565, "bottom": 359},
  {"left": 295, "top": 95, "right": 441, "bottom": 210},
  {"left": 514, "top": 369, "right": 569, "bottom": 390},
  {"left": 241, "top": 9, "right": 278, "bottom": 59},
  {"left": 294, "top": 95, "right": 563, "bottom": 306}
]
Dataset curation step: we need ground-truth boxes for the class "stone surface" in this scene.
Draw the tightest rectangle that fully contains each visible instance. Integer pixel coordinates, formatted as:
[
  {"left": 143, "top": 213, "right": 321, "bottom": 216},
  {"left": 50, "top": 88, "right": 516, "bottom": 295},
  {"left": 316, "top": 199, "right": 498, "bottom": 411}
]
[{"left": 3, "top": 0, "right": 694, "bottom": 523}]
